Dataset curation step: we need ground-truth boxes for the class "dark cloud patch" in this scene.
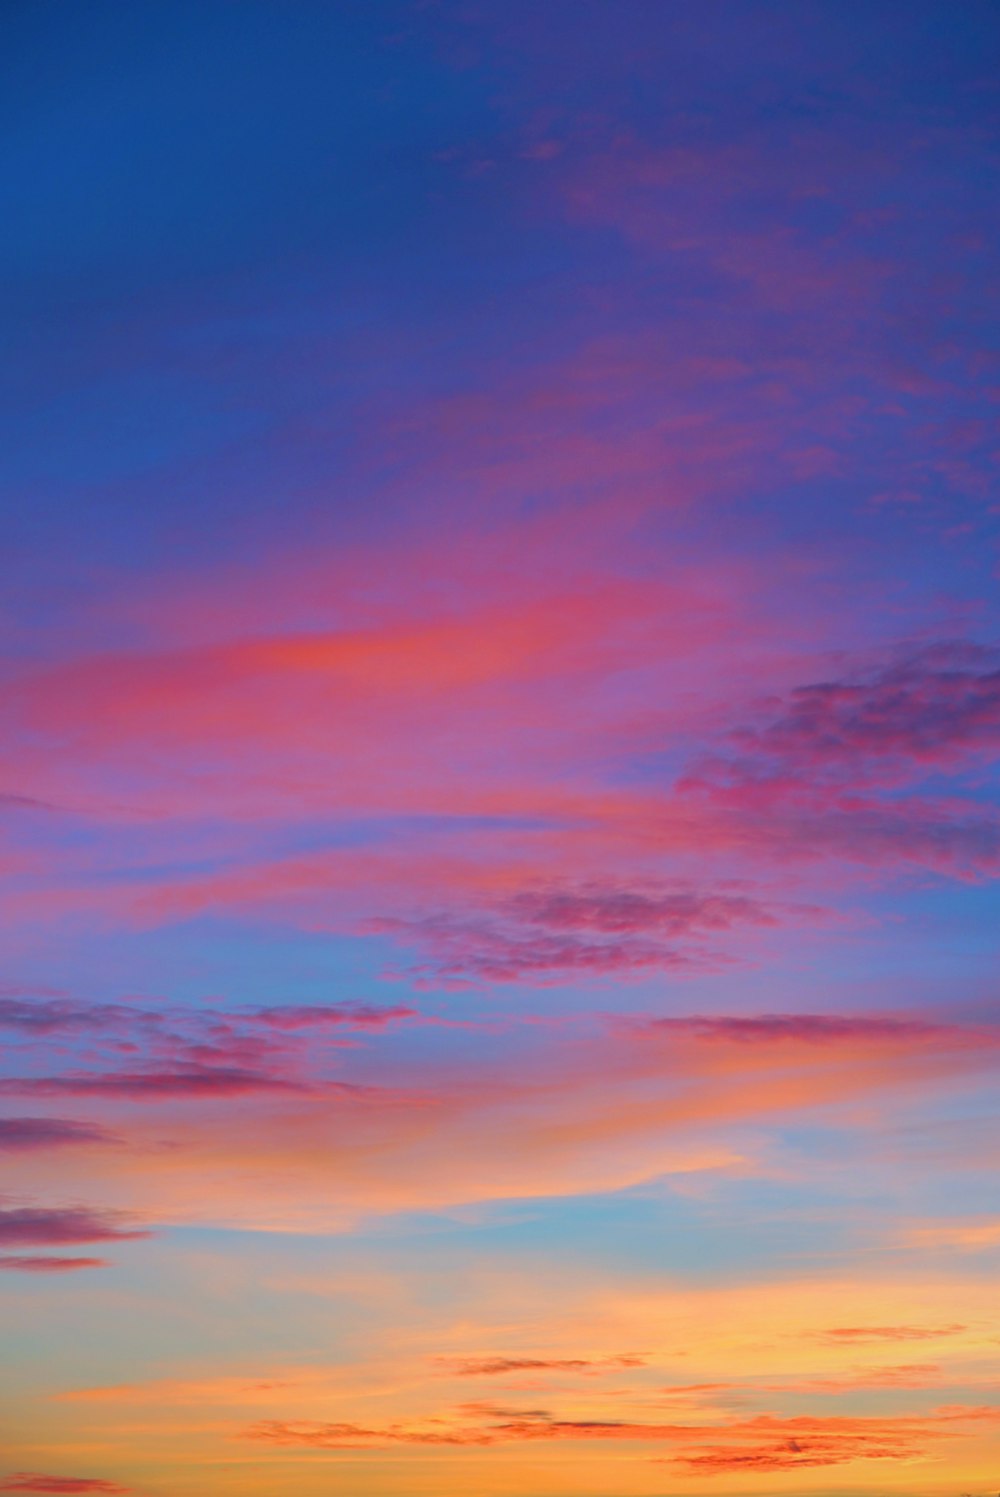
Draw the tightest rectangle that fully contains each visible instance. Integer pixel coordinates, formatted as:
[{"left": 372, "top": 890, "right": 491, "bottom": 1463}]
[
  {"left": 685, "top": 641, "right": 1000, "bottom": 793},
  {"left": 0, "top": 996, "right": 414, "bottom": 1099},
  {"left": 626, "top": 1013, "right": 952, "bottom": 1046},
  {"left": 507, "top": 887, "right": 772, "bottom": 936},
  {"left": 243, "top": 1003, "right": 416, "bottom": 1030},
  {"left": 1, "top": 1067, "right": 303, "bottom": 1100},
  {"left": 0, "top": 1118, "right": 117, "bottom": 1151},
  {"left": 0, "top": 999, "right": 139, "bottom": 1035},
  {"left": 373, "top": 882, "right": 778, "bottom": 985},
  {"left": 0, "top": 1205, "right": 149, "bottom": 1247},
  {"left": 0, "top": 997, "right": 414, "bottom": 1038},
  {"left": 671, "top": 641, "right": 1000, "bottom": 876},
  {"left": 737, "top": 642, "right": 1000, "bottom": 776}
]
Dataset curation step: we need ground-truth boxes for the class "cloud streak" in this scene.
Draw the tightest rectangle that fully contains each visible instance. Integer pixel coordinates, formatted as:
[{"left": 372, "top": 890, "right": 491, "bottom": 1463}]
[
  {"left": 0, "top": 1256, "right": 109, "bottom": 1273},
  {"left": 0, "top": 1480, "right": 128, "bottom": 1495},
  {"left": 246, "top": 1403, "right": 1000, "bottom": 1468},
  {"left": 0, "top": 1206, "right": 149, "bottom": 1248},
  {"left": 0, "top": 1118, "right": 117, "bottom": 1151}
]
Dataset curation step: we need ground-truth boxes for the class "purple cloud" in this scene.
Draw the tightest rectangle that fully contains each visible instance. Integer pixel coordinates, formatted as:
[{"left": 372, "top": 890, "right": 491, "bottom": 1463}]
[
  {"left": 0, "top": 996, "right": 415, "bottom": 1099},
  {"left": 0, "top": 1206, "right": 149, "bottom": 1247},
  {"left": 0, "top": 1118, "right": 117, "bottom": 1151},
  {"left": 1, "top": 1067, "right": 303, "bottom": 1100},
  {"left": 688, "top": 641, "right": 1000, "bottom": 792},
  {"left": 373, "top": 882, "right": 779, "bottom": 984}
]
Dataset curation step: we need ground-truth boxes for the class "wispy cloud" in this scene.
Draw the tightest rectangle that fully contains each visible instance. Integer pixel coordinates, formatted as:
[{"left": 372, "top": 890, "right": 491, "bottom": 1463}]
[
  {"left": 0, "top": 1479, "right": 128, "bottom": 1494},
  {"left": 0, "top": 1256, "right": 109, "bottom": 1273},
  {"left": 437, "top": 1354, "right": 646, "bottom": 1377},
  {"left": 0, "top": 1205, "right": 149, "bottom": 1247},
  {"left": 0, "top": 1118, "right": 117, "bottom": 1151}
]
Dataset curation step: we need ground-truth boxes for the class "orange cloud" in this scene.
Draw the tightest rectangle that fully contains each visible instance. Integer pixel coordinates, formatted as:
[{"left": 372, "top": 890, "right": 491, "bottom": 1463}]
[
  {"left": 245, "top": 1403, "right": 1000, "bottom": 1470},
  {"left": 437, "top": 1355, "right": 646, "bottom": 1377},
  {"left": 905, "top": 1219, "right": 1000, "bottom": 1251},
  {"left": 809, "top": 1324, "right": 967, "bottom": 1345}
]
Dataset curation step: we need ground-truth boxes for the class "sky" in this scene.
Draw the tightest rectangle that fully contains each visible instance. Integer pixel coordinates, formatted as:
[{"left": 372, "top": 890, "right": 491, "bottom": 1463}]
[{"left": 1, "top": 1, "right": 1000, "bottom": 1493}]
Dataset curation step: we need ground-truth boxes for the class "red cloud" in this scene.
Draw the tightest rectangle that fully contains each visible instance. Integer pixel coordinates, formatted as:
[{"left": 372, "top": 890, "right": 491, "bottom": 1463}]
[
  {"left": 247, "top": 1404, "right": 999, "bottom": 1463},
  {"left": 0, "top": 1479, "right": 128, "bottom": 1494},
  {"left": 672, "top": 1445, "right": 855, "bottom": 1472},
  {"left": 439, "top": 1355, "right": 645, "bottom": 1376},
  {"left": 0, "top": 1256, "right": 108, "bottom": 1273}
]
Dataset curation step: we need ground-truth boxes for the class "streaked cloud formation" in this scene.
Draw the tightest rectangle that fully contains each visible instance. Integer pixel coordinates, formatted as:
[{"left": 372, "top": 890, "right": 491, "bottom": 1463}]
[{"left": 1, "top": 2, "right": 998, "bottom": 1495}]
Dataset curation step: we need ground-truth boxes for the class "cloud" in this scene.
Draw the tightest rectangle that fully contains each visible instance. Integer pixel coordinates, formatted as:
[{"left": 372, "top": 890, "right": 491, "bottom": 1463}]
[
  {"left": 685, "top": 641, "right": 1000, "bottom": 793},
  {"left": 2, "top": 1067, "right": 305, "bottom": 1100},
  {"left": 0, "top": 1480, "right": 128, "bottom": 1494},
  {"left": 809, "top": 1324, "right": 967, "bottom": 1344},
  {"left": 374, "top": 915, "right": 694, "bottom": 984},
  {"left": 737, "top": 642, "right": 1000, "bottom": 780},
  {"left": 783, "top": 1364, "right": 943, "bottom": 1392},
  {"left": 245, "top": 1404, "right": 999, "bottom": 1466},
  {"left": 662, "top": 640, "right": 1000, "bottom": 877},
  {"left": 372, "top": 882, "right": 780, "bottom": 984},
  {"left": 0, "top": 1256, "right": 108, "bottom": 1273},
  {"left": 0, "top": 996, "right": 413, "bottom": 1102},
  {"left": 905, "top": 1219, "right": 1000, "bottom": 1251},
  {"left": 0, "top": 999, "right": 134, "bottom": 1035},
  {"left": 0, "top": 996, "right": 413, "bottom": 1039},
  {"left": 613, "top": 1013, "right": 1000, "bottom": 1078},
  {"left": 669, "top": 1443, "right": 877, "bottom": 1472},
  {"left": 438, "top": 1355, "right": 646, "bottom": 1376},
  {"left": 2, "top": 1002, "right": 993, "bottom": 1228},
  {"left": 628, "top": 1012, "right": 948, "bottom": 1045},
  {"left": 0, "top": 1118, "right": 117, "bottom": 1151},
  {"left": 0, "top": 1206, "right": 149, "bottom": 1247},
  {"left": 242, "top": 1004, "right": 417, "bottom": 1031},
  {"left": 507, "top": 886, "right": 774, "bottom": 936}
]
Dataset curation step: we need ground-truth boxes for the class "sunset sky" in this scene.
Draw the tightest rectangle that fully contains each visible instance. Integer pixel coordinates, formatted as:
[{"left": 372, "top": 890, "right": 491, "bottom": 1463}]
[{"left": 2, "top": 3, "right": 1000, "bottom": 1494}]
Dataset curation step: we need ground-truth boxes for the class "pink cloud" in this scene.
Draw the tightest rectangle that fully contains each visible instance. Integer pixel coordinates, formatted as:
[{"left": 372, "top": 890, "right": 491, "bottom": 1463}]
[
  {"left": 2, "top": 1067, "right": 306, "bottom": 1100},
  {"left": 1, "top": 999, "right": 991, "bottom": 1230},
  {"left": 0, "top": 1206, "right": 149, "bottom": 1247},
  {"left": 0, "top": 1256, "right": 108, "bottom": 1273}
]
